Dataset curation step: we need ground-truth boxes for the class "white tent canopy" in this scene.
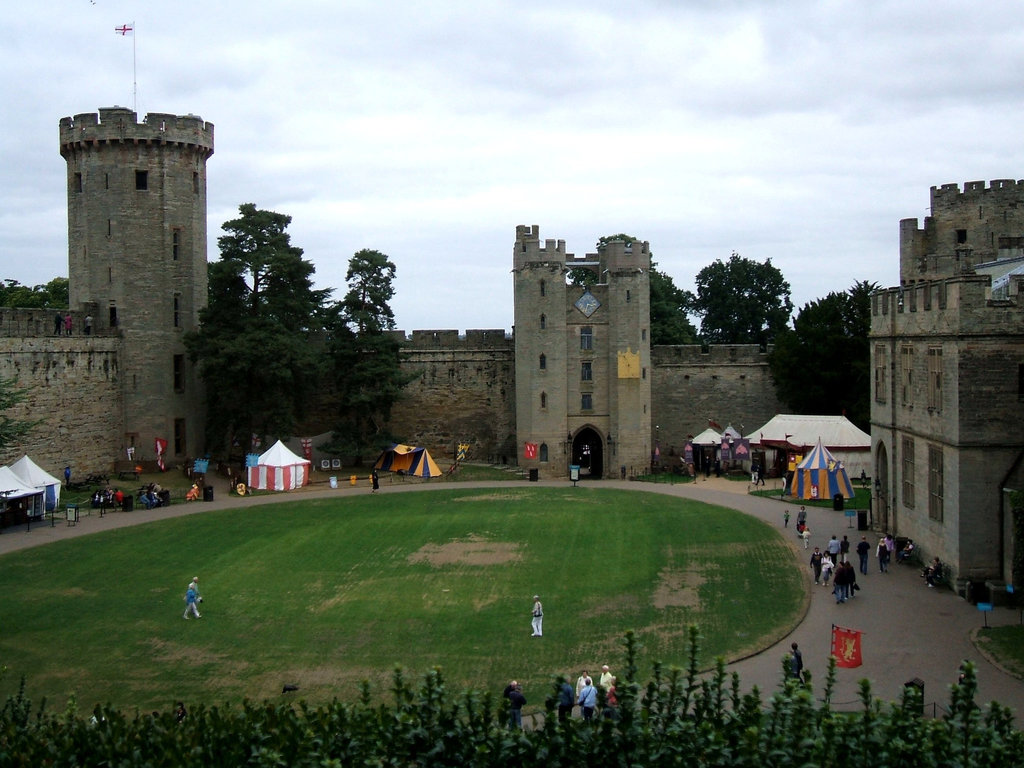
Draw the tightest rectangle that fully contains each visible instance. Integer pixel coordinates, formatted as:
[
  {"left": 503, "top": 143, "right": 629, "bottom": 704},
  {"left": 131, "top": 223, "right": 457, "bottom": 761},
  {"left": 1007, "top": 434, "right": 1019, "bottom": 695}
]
[
  {"left": 691, "top": 428, "right": 722, "bottom": 444},
  {"left": 247, "top": 439, "right": 311, "bottom": 491},
  {"left": 746, "top": 414, "right": 870, "bottom": 450},
  {"left": 746, "top": 414, "right": 871, "bottom": 479},
  {"left": 0, "top": 465, "right": 46, "bottom": 520},
  {"left": 8, "top": 455, "right": 61, "bottom": 511}
]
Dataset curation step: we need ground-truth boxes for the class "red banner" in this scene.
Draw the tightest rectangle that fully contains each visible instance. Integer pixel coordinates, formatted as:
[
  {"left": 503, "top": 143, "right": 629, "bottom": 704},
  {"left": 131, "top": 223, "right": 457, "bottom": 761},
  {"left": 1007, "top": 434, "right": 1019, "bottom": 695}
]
[
  {"left": 524, "top": 442, "right": 537, "bottom": 459},
  {"left": 831, "top": 624, "right": 863, "bottom": 668},
  {"left": 154, "top": 437, "right": 168, "bottom": 471}
]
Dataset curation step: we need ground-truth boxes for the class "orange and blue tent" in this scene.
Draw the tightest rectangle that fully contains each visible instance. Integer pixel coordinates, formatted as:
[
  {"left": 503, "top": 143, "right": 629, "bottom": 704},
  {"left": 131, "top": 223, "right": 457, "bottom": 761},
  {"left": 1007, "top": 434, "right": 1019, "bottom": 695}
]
[
  {"left": 373, "top": 444, "right": 443, "bottom": 479},
  {"left": 787, "top": 438, "right": 854, "bottom": 500}
]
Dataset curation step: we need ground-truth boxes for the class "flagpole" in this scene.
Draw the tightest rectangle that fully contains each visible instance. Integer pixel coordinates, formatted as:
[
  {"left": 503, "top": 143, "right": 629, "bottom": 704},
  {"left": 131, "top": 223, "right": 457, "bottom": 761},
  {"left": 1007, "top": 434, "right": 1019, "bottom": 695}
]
[{"left": 132, "top": 21, "right": 137, "bottom": 114}]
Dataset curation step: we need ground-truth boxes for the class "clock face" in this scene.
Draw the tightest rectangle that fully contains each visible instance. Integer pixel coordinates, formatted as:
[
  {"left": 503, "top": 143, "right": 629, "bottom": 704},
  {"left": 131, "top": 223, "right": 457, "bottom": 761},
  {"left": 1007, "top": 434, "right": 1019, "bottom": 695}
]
[{"left": 574, "top": 290, "right": 601, "bottom": 317}]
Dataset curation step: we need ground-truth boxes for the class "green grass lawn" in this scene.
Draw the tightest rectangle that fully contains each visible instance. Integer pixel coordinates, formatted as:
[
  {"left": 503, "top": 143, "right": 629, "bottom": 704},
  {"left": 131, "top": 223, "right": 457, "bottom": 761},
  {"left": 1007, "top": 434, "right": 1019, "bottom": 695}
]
[
  {"left": 977, "top": 624, "right": 1024, "bottom": 679},
  {"left": 0, "top": 487, "right": 804, "bottom": 714}
]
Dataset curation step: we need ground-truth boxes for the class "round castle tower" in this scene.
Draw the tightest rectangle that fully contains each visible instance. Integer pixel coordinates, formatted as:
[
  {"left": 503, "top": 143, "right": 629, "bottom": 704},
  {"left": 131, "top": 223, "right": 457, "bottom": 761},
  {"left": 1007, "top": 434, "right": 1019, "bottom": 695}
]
[{"left": 59, "top": 106, "right": 214, "bottom": 462}]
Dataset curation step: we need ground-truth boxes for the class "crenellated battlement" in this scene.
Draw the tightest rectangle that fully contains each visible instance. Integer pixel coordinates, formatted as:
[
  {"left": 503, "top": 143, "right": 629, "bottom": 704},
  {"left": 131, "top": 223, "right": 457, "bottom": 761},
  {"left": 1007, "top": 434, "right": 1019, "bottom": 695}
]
[
  {"left": 402, "top": 329, "right": 513, "bottom": 349},
  {"left": 930, "top": 178, "right": 1024, "bottom": 209},
  {"left": 59, "top": 107, "right": 214, "bottom": 158},
  {"left": 513, "top": 224, "right": 569, "bottom": 269},
  {"left": 870, "top": 275, "right": 1024, "bottom": 339},
  {"left": 652, "top": 344, "right": 771, "bottom": 366}
]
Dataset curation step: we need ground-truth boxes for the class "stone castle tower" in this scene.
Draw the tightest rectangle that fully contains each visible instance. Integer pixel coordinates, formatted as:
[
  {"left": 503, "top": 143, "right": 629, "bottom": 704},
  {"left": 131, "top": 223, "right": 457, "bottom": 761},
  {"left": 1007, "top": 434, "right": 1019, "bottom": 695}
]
[
  {"left": 900, "top": 179, "right": 1024, "bottom": 282},
  {"left": 59, "top": 107, "right": 214, "bottom": 461},
  {"left": 512, "top": 226, "right": 651, "bottom": 478}
]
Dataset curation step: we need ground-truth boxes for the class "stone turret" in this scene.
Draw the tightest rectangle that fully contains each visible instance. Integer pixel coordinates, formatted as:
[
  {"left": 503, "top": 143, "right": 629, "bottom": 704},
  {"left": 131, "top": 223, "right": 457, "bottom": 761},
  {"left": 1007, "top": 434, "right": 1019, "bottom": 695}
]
[{"left": 59, "top": 106, "right": 214, "bottom": 460}]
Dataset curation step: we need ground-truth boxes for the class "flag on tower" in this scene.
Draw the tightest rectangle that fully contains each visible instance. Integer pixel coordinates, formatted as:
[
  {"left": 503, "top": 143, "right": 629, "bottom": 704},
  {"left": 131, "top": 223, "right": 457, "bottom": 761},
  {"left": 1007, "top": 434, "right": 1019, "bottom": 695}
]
[
  {"left": 831, "top": 624, "right": 863, "bottom": 668},
  {"left": 115, "top": 23, "right": 134, "bottom": 36}
]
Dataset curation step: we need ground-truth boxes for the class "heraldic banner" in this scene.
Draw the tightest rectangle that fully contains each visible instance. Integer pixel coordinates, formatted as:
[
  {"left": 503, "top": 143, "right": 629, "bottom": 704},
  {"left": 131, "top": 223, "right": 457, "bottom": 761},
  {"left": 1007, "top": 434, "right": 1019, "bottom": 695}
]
[{"left": 831, "top": 624, "right": 863, "bottom": 668}]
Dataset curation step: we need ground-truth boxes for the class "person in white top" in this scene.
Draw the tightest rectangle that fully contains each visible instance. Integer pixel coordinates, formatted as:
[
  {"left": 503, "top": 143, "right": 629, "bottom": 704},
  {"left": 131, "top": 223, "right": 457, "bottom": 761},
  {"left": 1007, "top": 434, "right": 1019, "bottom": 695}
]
[{"left": 531, "top": 595, "right": 543, "bottom": 637}]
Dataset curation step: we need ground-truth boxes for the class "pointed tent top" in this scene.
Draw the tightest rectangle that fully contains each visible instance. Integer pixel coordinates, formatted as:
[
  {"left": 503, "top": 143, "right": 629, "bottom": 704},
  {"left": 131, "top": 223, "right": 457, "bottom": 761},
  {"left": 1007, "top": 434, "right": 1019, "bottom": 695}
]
[
  {"left": 8, "top": 455, "right": 61, "bottom": 487},
  {"left": 796, "top": 439, "right": 833, "bottom": 469},
  {"left": 257, "top": 440, "right": 310, "bottom": 466},
  {"left": 690, "top": 428, "right": 721, "bottom": 444},
  {"left": 0, "top": 466, "right": 44, "bottom": 499}
]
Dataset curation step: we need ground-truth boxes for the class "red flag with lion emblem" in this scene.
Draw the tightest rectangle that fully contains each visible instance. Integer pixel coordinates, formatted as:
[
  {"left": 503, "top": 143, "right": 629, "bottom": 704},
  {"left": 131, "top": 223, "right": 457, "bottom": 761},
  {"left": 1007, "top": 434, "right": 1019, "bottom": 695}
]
[{"left": 831, "top": 624, "right": 863, "bottom": 668}]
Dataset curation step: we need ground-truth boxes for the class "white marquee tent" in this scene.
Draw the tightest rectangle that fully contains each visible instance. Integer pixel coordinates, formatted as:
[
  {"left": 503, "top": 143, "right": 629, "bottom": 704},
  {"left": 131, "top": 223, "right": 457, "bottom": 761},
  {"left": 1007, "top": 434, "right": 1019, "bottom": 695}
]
[
  {"left": 0, "top": 465, "right": 45, "bottom": 520},
  {"left": 746, "top": 414, "right": 871, "bottom": 478},
  {"left": 8, "top": 455, "right": 61, "bottom": 511}
]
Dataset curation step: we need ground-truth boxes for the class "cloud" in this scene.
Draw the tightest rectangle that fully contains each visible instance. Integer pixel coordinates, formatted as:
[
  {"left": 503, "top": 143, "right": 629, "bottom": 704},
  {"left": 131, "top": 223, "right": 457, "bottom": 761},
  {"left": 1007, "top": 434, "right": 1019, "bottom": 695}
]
[{"left": 3, "top": 1, "right": 1024, "bottom": 330}]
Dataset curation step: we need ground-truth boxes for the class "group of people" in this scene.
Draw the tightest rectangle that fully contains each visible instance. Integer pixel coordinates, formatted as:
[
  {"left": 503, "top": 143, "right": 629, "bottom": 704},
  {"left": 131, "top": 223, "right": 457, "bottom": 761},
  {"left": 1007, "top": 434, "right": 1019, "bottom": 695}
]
[
  {"left": 139, "top": 482, "right": 168, "bottom": 509},
  {"left": 53, "top": 312, "right": 92, "bottom": 336},
  {"left": 799, "top": 520, "right": 942, "bottom": 602},
  {"left": 809, "top": 543, "right": 861, "bottom": 603},
  {"left": 91, "top": 487, "right": 125, "bottom": 508},
  {"left": 504, "top": 664, "right": 618, "bottom": 729}
]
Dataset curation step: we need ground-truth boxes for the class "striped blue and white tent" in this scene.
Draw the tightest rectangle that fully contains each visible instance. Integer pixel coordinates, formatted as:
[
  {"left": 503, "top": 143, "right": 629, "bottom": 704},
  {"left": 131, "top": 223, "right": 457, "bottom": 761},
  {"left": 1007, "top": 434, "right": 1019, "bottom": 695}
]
[{"left": 787, "top": 439, "right": 854, "bottom": 501}]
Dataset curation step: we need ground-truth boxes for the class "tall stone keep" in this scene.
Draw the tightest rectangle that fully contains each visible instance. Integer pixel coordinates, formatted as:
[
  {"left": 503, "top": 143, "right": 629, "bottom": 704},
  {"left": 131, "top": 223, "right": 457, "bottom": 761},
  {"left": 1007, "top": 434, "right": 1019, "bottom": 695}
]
[
  {"left": 59, "top": 107, "right": 214, "bottom": 461},
  {"left": 513, "top": 226, "right": 651, "bottom": 479}
]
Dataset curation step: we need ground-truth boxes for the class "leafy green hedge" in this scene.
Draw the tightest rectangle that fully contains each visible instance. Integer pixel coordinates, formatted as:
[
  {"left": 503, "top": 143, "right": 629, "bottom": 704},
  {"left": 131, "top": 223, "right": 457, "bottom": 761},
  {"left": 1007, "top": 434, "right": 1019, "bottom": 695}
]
[{"left": 2, "top": 630, "right": 1021, "bottom": 767}]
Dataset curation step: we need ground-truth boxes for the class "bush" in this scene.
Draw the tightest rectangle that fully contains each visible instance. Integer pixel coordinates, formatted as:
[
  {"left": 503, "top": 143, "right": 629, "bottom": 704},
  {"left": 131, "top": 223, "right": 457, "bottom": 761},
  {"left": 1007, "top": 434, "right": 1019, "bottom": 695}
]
[{"left": 1, "top": 629, "right": 1021, "bottom": 766}]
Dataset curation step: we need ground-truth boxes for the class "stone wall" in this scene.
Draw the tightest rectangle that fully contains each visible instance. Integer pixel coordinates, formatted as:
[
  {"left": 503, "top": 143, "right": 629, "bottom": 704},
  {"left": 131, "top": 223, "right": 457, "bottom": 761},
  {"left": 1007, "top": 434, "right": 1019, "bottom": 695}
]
[
  {"left": 385, "top": 330, "right": 517, "bottom": 464},
  {"left": 0, "top": 336, "right": 122, "bottom": 474},
  {"left": 0, "top": 330, "right": 785, "bottom": 478},
  {"left": 650, "top": 345, "right": 784, "bottom": 454}
]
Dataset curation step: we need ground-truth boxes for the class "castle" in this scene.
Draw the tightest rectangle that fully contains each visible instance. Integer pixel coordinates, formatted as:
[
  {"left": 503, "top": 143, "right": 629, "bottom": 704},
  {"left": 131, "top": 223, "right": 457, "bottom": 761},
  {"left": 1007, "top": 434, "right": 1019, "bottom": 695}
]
[
  {"left": 0, "top": 106, "right": 782, "bottom": 479},
  {"left": 871, "top": 179, "right": 1024, "bottom": 586}
]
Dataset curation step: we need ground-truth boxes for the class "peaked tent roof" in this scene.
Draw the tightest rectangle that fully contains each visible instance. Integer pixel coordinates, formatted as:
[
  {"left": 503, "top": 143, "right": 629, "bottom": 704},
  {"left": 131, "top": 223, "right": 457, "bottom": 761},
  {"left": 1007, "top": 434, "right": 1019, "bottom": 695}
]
[
  {"left": 8, "top": 455, "right": 61, "bottom": 510},
  {"left": 690, "top": 428, "right": 721, "bottom": 445},
  {"left": 0, "top": 465, "right": 45, "bottom": 500},
  {"left": 257, "top": 440, "right": 310, "bottom": 467},
  {"left": 374, "top": 444, "right": 443, "bottom": 478},
  {"left": 787, "top": 439, "right": 855, "bottom": 500},
  {"left": 8, "top": 455, "right": 60, "bottom": 488},
  {"left": 746, "top": 414, "right": 870, "bottom": 450}
]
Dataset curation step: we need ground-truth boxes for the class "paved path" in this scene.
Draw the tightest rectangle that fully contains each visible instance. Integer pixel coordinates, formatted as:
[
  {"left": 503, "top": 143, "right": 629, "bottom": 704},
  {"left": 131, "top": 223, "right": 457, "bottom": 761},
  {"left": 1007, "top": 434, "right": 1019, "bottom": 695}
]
[{"left": 3, "top": 475, "right": 1022, "bottom": 723}]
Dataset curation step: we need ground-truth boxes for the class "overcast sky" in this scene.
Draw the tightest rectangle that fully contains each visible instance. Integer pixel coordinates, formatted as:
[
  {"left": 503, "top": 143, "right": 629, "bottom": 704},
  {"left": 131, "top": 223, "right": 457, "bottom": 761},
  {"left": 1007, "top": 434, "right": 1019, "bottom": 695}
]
[{"left": 3, "top": 1, "right": 1023, "bottom": 332}]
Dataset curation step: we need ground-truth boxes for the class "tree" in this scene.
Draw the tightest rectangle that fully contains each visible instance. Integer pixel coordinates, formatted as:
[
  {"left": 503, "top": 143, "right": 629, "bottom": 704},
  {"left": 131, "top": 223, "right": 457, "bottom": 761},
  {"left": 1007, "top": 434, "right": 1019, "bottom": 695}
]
[
  {"left": 769, "top": 280, "right": 875, "bottom": 430},
  {"left": 649, "top": 268, "right": 698, "bottom": 345},
  {"left": 0, "top": 376, "right": 38, "bottom": 451},
  {"left": 593, "top": 234, "right": 698, "bottom": 344},
  {"left": 0, "top": 277, "right": 68, "bottom": 309},
  {"left": 185, "top": 204, "right": 331, "bottom": 453},
  {"left": 690, "top": 252, "right": 793, "bottom": 346},
  {"left": 324, "top": 249, "right": 416, "bottom": 462}
]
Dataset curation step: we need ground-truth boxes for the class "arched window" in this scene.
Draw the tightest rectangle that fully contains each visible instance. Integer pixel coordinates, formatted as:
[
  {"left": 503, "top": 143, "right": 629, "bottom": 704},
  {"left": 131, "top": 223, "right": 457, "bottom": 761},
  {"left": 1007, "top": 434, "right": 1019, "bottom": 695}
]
[
  {"left": 539, "top": 353, "right": 546, "bottom": 370},
  {"left": 539, "top": 443, "right": 549, "bottom": 462},
  {"left": 540, "top": 392, "right": 547, "bottom": 409},
  {"left": 540, "top": 313, "right": 546, "bottom": 329}
]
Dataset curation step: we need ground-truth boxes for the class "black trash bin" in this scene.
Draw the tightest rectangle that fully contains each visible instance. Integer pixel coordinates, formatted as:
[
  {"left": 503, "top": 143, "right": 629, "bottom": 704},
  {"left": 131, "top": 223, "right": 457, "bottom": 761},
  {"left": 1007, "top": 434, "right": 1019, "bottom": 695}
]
[
  {"left": 833, "top": 493, "right": 844, "bottom": 511},
  {"left": 528, "top": 469, "right": 539, "bottom": 482},
  {"left": 857, "top": 510, "right": 868, "bottom": 530},
  {"left": 122, "top": 494, "right": 134, "bottom": 512},
  {"left": 203, "top": 485, "right": 214, "bottom": 502}
]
